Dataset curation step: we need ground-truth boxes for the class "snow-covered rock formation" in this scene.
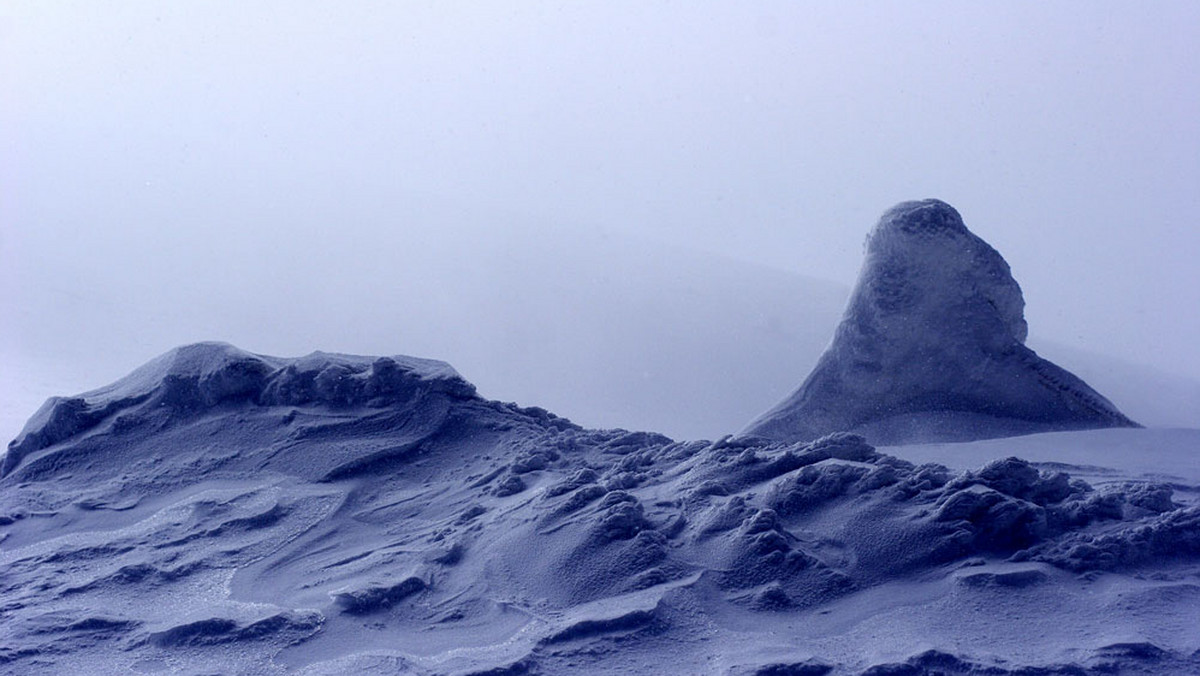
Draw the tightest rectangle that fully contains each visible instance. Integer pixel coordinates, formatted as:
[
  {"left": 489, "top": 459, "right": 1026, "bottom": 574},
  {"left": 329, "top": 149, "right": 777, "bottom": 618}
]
[
  {"left": 3, "top": 342, "right": 1197, "bottom": 675},
  {"left": 2, "top": 342, "right": 475, "bottom": 479},
  {"left": 744, "top": 199, "right": 1139, "bottom": 444}
]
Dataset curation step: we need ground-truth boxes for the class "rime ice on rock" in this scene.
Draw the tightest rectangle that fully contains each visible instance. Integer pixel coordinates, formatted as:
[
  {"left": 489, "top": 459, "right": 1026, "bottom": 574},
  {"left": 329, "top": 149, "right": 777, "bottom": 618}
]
[{"left": 743, "top": 199, "right": 1139, "bottom": 444}]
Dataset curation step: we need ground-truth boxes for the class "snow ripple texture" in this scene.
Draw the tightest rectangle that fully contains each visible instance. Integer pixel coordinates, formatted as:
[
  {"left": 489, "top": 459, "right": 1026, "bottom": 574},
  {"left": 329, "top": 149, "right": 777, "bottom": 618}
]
[{"left": 2, "top": 342, "right": 1197, "bottom": 675}]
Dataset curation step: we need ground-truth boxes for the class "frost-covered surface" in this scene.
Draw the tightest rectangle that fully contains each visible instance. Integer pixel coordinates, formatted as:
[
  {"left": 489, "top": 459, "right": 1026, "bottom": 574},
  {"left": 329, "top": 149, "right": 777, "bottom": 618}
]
[
  {"left": 745, "top": 200, "right": 1138, "bottom": 444},
  {"left": 3, "top": 343, "right": 1198, "bottom": 675},
  {"left": 4, "top": 342, "right": 472, "bottom": 477}
]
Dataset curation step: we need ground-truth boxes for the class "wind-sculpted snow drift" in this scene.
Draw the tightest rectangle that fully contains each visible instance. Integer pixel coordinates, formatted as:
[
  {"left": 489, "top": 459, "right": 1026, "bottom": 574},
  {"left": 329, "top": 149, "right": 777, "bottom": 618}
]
[
  {"left": 3, "top": 342, "right": 1199, "bottom": 675},
  {"left": 744, "top": 199, "right": 1139, "bottom": 444}
]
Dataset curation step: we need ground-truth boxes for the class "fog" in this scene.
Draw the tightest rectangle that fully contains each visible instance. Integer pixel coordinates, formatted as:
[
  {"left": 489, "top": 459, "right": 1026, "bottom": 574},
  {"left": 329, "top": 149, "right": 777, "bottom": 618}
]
[{"left": 3, "top": 2, "right": 1198, "bottom": 439}]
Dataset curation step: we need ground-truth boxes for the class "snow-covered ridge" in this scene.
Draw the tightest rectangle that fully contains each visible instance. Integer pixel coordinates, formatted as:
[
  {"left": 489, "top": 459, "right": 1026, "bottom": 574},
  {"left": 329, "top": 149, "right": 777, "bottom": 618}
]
[
  {"left": 4, "top": 342, "right": 476, "bottom": 476},
  {"left": 1, "top": 202, "right": 1194, "bottom": 674},
  {"left": 744, "top": 199, "right": 1138, "bottom": 444},
  {"left": 1, "top": 344, "right": 1197, "bottom": 674},
  {"left": 2, "top": 338, "right": 1198, "bottom": 673}
]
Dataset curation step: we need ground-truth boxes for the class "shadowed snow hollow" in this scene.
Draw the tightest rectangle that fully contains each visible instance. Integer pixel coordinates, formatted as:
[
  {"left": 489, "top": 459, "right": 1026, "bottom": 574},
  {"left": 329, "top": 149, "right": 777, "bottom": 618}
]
[{"left": 743, "top": 199, "right": 1139, "bottom": 444}]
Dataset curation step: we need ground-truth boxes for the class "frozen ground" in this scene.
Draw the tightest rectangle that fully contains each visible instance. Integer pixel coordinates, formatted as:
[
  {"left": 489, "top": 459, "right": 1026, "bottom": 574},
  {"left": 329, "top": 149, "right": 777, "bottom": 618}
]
[
  {"left": 2, "top": 342, "right": 1198, "bottom": 675},
  {"left": 4, "top": 201, "right": 1196, "bottom": 674}
]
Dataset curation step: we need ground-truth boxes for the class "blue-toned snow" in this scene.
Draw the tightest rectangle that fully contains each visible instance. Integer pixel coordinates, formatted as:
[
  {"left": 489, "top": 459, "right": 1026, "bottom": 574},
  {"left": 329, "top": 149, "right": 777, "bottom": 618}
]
[
  {"left": 2, "top": 341, "right": 1197, "bottom": 675},
  {"left": 2, "top": 201, "right": 1196, "bottom": 675}
]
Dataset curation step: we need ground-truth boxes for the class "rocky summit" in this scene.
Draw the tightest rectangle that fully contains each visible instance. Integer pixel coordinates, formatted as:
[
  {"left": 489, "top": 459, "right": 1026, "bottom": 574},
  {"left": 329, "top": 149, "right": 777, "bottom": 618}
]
[{"left": 743, "top": 199, "right": 1138, "bottom": 444}]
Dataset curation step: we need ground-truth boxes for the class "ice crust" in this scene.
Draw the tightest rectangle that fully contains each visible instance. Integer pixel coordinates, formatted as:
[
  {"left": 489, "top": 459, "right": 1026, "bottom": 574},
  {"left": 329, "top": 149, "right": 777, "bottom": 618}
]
[
  {"left": 2, "top": 342, "right": 1198, "bottom": 674},
  {"left": 743, "top": 200, "right": 1138, "bottom": 444}
]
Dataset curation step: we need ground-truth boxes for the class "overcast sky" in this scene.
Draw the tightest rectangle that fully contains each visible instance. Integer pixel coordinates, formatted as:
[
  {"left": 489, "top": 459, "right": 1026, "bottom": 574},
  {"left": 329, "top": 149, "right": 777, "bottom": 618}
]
[{"left": 2, "top": 2, "right": 1198, "bottom": 435}]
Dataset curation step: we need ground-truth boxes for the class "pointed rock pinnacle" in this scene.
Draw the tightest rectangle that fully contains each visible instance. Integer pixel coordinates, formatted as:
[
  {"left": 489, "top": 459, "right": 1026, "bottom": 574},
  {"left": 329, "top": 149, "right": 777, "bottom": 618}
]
[{"left": 742, "top": 199, "right": 1139, "bottom": 444}]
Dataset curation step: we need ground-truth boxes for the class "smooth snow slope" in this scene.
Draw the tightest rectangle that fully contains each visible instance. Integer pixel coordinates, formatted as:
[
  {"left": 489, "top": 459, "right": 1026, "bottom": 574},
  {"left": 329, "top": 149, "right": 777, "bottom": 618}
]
[{"left": 2, "top": 342, "right": 1198, "bottom": 675}]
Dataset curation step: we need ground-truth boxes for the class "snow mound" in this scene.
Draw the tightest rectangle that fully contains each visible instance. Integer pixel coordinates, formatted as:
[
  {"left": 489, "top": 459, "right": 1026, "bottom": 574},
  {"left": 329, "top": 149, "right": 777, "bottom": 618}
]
[
  {"left": 743, "top": 199, "right": 1138, "bottom": 444},
  {"left": 3, "top": 342, "right": 476, "bottom": 477},
  {"left": 2, "top": 342, "right": 1196, "bottom": 674}
]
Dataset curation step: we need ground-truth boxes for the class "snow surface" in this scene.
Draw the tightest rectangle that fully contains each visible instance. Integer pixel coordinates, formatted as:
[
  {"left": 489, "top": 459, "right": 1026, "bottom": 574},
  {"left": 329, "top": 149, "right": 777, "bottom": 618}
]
[
  {"left": 744, "top": 200, "right": 1138, "bottom": 444},
  {"left": 3, "top": 342, "right": 1198, "bottom": 675}
]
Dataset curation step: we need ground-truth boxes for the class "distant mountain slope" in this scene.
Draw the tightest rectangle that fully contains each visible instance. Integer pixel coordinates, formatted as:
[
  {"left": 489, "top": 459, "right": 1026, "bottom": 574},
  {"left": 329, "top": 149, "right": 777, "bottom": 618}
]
[
  {"left": 1026, "top": 339, "right": 1200, "bottom": 429},
  {"left": 406, "top": 224, "right": 851, "bottom": 440},
  {"left": 2, "top": 219, "right": 848, "bottom": 443},
  {"left": 4, "top": 202, "right": 1193, "bottom": 445}
]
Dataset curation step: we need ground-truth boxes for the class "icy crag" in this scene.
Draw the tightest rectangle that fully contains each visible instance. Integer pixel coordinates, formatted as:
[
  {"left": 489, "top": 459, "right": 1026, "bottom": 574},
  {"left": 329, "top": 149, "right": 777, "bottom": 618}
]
[
  {"left": 3, "top": 343, "right": 1198, "bottom": 675},
  {"left": 744, "top": 199, "right": 1138, "bottom": 444}
]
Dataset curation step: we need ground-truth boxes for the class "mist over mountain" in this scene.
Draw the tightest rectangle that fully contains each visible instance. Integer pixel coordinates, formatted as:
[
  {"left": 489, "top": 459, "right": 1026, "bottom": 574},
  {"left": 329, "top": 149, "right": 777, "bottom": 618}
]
[
  {"left": 7, "top": 205, "right": 1192, "bottom": 449},
  {"left": 2, "top": 212, "right": 848, "bottom": 443},
  {"left": 5, "top": 3, "right": 1200, "bottom": 672}
]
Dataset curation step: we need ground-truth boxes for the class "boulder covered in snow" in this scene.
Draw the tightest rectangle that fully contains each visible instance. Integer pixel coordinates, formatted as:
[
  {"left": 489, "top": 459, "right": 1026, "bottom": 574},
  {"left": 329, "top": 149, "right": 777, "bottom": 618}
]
[{"left": 743, "top": 199, "right": 1138, "bottom": 444}]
